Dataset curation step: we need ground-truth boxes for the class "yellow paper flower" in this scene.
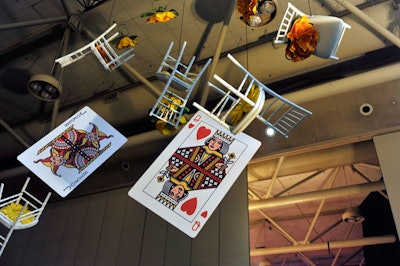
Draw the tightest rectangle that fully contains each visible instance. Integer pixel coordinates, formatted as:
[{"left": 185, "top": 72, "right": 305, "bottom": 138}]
[
  {"left": 147, "top": 11, "right": 177, "bottom": 23},
  {"left": 0, "top": 202, "right": 34, "bottom": 224},
  {"left": 154, "top": 95, "right": 188, "bottom": 135},
  {"left": 116, "top": 36, "right": 138, "bottom": 49},
  {"left": 230, "top": 84, "right": 260, "bottom": 126},
  {"left": 285, "top": 16, "right": 319, "bottom": 62}
]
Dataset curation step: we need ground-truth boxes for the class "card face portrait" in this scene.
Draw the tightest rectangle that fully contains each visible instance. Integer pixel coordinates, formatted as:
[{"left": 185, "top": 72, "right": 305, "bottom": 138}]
[
  {"left": 128, "top": 110, "right": 261, "bottom": 238},
  {"left": 17, "top": 106, "right": 127, "bottom": 198}
]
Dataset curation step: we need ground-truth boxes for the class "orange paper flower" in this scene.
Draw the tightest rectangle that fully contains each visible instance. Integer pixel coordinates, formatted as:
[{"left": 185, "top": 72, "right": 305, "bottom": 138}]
[
  {"left": 285, "top": 16, "right": 319, "bottom": 62},
  {"left": 236, "top": 0, "right": 258, "bottom": 23}
]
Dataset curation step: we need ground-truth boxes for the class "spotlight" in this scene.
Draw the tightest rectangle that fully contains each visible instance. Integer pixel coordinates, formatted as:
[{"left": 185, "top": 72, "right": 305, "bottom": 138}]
[
  {"left": 28, "top": 74, "right": 61, "bottom": 101},
  {"left": 342, "top": 207, "right": 365, "bottom": 224},
  {"left": 265, "top": 127, "right": 276, "bottom": 137}
]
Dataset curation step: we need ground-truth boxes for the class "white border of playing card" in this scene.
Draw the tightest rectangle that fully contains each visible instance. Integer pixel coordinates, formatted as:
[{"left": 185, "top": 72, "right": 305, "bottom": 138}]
[{"left": 128, "top": 110, "right": 261, "bottom": 238}]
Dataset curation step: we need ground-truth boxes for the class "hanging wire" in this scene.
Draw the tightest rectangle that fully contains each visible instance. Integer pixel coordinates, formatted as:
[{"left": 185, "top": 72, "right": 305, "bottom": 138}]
[
  {"left": 178, "top": 0, "right": 186, "bottom": 50},
  {"left": 308, "top": 0, "right": 313, "bottom": 15},
  {"left": 245, "top": 26, "right": 249, "bottom": 70},
  {"left": 107, "top": 0, "right": 117, "bottom": 26}
]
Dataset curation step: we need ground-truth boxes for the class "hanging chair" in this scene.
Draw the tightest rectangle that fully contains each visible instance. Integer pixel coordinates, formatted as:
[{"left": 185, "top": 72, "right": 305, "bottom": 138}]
[
  {"left": 0, "top": 177, "right": 51, "bottom": 230},
  {"left": 193, "top": 54, "right": 312, "bottom": 137},
  {"left": 274, "top": 2, "right": 351, "bottom": 60},
  {"left": 0, "top": 177, "right": 51, "bottom": 256},
  {"left": 55, "top": 23, "right": 135, "bottom": 72},
  {"left": 150, "top": 41, "right": 212, "bottom": 128}
]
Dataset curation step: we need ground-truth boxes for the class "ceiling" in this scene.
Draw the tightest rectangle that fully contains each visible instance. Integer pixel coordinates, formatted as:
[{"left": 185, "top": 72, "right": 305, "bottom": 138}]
[{"left": 0, "top": 0, "right": 400, "bottom": 265}]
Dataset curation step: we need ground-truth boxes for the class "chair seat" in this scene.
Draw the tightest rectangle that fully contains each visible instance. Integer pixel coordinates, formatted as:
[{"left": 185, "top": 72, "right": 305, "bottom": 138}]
[
  {"left": 155, "top": 71, "right": 194, "bottom": 91},
  {"left": 309, "top": 15, "right": 351, "bottom": 60},
  {"left": 0, "top": 204, "right": 39, "bottom": 230}
]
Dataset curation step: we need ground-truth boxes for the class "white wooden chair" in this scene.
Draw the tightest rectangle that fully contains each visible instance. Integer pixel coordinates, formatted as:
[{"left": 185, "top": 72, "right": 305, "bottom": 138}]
[
  {"left": 150, "top": 41, "right": 212, "bottom": 128},
  {"left": 274, "top": 3, "right": 351, "bottom": 60},
  {"left": 193, "top": 54, "right": 312, "bottom": 137},
  {"left": 55, "top": 23, "right": 135, "bottom": 72},
  {"left": 0, "top": 177, "right": 51, "bottom": 256}
]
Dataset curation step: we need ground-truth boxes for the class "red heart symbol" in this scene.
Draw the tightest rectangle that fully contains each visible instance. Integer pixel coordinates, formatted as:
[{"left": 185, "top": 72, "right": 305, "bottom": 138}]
[
  {"left": 188, "top": 123, "right": 194, "bottom": 128},
  {"left": 201, "top": 211, "right": 208, "bottom": 218},
  {"left": 196, "top": 126, "right": 211, "bottom": 140},
  {"left": 181, "top": 197, "right": 197, "bottom": 215}
]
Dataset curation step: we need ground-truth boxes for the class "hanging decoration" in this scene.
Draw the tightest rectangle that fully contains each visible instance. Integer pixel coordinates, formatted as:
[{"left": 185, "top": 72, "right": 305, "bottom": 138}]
[
  {"left": 236, "top": 0, "right": 276, "bottom": 28},
  {"left": 115, "top": 36, "right": 137, "bottom": 49},
  {"left": 0, "top": 203, "right": 33, "bottom": 224},
  {"left": 274, "top": 3, "right": 351, "bottom": 61},
  {"left": 151, "top": 94, "right": 189, "bottom": 135},
  {"left": 141, "top": 0, "right": 178, "bottom": 24},
  {"left": 285, "top": 16, "right": 319, "bottom": 62},
  {"left": 109, "top": 25, "right": 138, "bottom": 49},
  {"left": 230, "top": 84, "right": 260, "bottom": 126}
]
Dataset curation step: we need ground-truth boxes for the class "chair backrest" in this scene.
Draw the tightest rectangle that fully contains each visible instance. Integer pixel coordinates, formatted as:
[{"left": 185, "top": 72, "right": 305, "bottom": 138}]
[
  {"left": 256, "top": 88, "right": 312, "bottom": 138},
  {"left": 274, "top": 3, "right": 306, "bottom": 44}
]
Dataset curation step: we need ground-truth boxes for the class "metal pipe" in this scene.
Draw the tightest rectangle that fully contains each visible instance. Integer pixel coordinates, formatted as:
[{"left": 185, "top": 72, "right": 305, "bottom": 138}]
[
  {"left": 0, "top": 17, "right": 67, "bottom": 31},
  {"left": 257, "top": 210, "right": 316, "bottom": 266},
  {"left": 252, "top": 184, "right": 316, "bottom": 265},
  {"left": 310, "top": 219, "right": 343, "bottom": 243},
  {"left": 248, "top": 187, "right": 260, "bottom": 200},
  {"left": 274, "top": 63, "right": 400, "bottom": 106},
  {"left": 199, "top": 0, "right": 236, "bottom": 106},
  {"left": 303, "top": 168, "right": 339, "bottom": 243},
  {"left": 250, "top": 235, "right": 396, "bottom": 256},
  {"left": 264, "top": 156, "right": 285, "bottom": 199},
  {"left": 0, "top": 118, "right": 30, "bottom": 148},
  {"left": 274, "top": 170, "right": 325, "bottom": 197},
  {"left": 352, "top": 165, "right": 388, "bottom": 199},
  {"left": 123, "top": 128, "right": 176, "bottom": 148},
  {"left": 334, "top": 0, "right": 400, "bottom": 48},
  {"left": 248, "top": 180, "right": 385, "bottom": 210},
  {"left": 331, "top": 223, "right": 354, "bottom": 266},
  {"left": 122, "top": 63, "right": 162, "bottom": 97},
  {"left": 51, "top": 25, "right": 70, "bottom": 130}
]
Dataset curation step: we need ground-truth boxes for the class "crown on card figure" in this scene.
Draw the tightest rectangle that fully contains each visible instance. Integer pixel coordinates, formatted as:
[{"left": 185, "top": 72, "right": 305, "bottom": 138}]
[{"left": 213, "top": 130, "right": 234, "bottom": 145}]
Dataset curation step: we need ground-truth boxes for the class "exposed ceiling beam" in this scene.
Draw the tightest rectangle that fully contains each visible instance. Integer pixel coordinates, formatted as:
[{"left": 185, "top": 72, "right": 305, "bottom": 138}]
[
  {"left": 334, "top": 0, "right": 400, "bottom": 47},
  {"left": 248, "top": 180, "right": 385, "bottom": 210},
  {"left": 250, "top": 235, "right": 396, "bottom": 256}
]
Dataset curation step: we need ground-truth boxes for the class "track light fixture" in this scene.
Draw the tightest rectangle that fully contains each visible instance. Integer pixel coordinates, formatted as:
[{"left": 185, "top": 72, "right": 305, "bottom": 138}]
[{"left": 27, "top": 74, "right": 61, "bottom": 101}]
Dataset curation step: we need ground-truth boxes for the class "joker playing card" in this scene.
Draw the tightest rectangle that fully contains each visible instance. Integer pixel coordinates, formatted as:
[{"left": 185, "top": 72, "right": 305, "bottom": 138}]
[
  {"left": 128, "top": 110, "right": 261, "bottom": 238},
  {"left": 17, "top": 106, "right": 127, "bottom": 197}
]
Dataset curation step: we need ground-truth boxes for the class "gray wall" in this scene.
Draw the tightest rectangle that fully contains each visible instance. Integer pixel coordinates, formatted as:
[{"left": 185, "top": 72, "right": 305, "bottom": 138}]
[
  {"left": 0, "top": 170, "right": 250, "bottom": 266},
  {"left": 374, "top": 132, "right": 400, "bottom": 238}
]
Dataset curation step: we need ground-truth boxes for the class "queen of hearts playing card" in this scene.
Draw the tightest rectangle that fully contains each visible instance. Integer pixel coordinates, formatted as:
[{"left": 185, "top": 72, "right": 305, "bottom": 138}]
[
  {"left": 128, "top": 110, "right": 261, "bottom": 238},
  {"left": 17, "top": 106, "right": 127, "bottom": 198}
]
